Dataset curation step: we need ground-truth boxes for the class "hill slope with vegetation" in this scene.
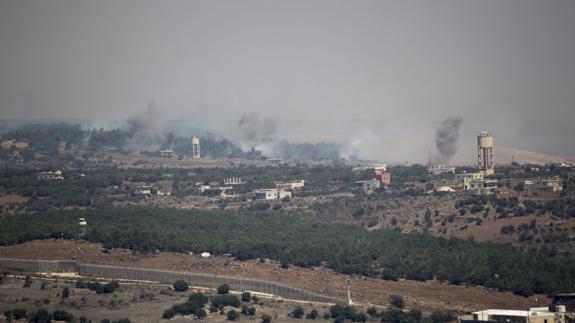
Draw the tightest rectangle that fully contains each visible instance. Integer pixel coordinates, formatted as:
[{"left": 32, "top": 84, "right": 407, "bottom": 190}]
[{"left": 0, "top": 207, "right": 573, "bottom": 297}]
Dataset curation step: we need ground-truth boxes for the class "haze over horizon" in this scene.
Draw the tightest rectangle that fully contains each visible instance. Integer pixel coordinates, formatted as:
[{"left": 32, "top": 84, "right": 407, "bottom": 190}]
[{"left": 1, "top": 0, "right": 574, "bottom": 162}]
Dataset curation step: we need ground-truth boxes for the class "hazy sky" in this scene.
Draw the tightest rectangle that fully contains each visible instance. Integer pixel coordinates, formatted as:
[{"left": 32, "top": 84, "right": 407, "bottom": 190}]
[{"left": 1, "top": 0, "right": 574, "bottom": 161}]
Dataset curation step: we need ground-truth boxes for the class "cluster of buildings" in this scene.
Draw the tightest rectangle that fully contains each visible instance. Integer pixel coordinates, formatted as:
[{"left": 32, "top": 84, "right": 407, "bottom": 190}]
[
  {"left": 356, "top": 164, "right": 391, "bottom": 194},
  {"left": 1, "top": 139, "right": 30, "bottom": 150},
  {"left": 252, "top": 188, "right": 292, "bottom": 200},
  {"left": 159, "top": 137, "right": 201, "bottom": 160},
  {"left": 37, "top": 170, "right": 64, "bottom": 181},
  {"left": 525, "top": 177, "right": 563, "bottom": 193},
  {"left": 252, "top": 180, "right": 306, "bottom": 200},
  {"left": 426, "top": 132, "right": 563, "bottom": 195},
  {"left": 428, "top": 163, "right": 456, "bottom": 175},
  {"left": 133, "top": 184, "right": 170, "bottom": 196},
  {"left": 197, "top": 177, "right": 304, "bottom": 201},
  {"left": 457, "top": 172, "right": 498, "bottom": 194},
  {"left": 436, "top": 132, "right": 498, "bottom": 194}
]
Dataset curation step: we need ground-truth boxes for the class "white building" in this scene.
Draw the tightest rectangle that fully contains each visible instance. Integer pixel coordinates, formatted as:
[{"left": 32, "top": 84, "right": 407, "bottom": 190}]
[
  {"left": 37, "top": 170, "right": 64, "bottom": 181},
  {"left": 160, "top": 149, "right": 176, "bottom": 159},
  {"left": 455, "top": 172, "right": 497, "bottom": 193},
  {"left": 253, "top": 189, "right": 291, "bottom": 200},
  {"left": 134, "top": 185, "right": 153, "bottom": 195},
  {"left": 428, "top": 164, "right": 456, "bottom": 175},
  {"left": 202, "top": 186, "right": 235, "bottom": 198},
  {"left": 356, "top": 179, "right": 381, "bottom": 194},
  {"left": 275, "top": 180, "right": 305, "bottom": 191},
  {"left": 224, "top": 177, "right": 244, "bottom": 185},
  {"left": 460, "top": 307, "right": 564, "bottom": 323},
  {"left": 456, "top": 172, "right": 484, "bottom": 182},
  {"left": 525, "top": 177, "right": 563, "bottom": 192}
]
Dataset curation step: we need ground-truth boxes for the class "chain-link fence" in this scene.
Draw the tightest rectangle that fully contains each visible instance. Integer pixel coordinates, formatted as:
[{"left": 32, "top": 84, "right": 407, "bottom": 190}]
[{"left": 0, "top": 257, "right": 341, "bottom": 303}]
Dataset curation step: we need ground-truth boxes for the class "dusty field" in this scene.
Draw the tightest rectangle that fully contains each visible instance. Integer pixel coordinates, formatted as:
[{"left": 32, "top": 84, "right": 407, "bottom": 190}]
[
  {"left": 0, "top": 240, "right": 549, "bottom": 313},
  {"left": 448, "top": 214, "right": 551, "bottom": 241},
  {"left": 0, "top": 276, "right": 333, "bottom": 323},
  {"left": 0, "top": 194, "right": 28, "bottom": 205}
]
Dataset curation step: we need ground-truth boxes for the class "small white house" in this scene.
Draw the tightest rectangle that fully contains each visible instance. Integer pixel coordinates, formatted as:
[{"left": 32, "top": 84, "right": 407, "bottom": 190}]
[{"left": 253, "top": 188, "right": 291, "bottom": 200}]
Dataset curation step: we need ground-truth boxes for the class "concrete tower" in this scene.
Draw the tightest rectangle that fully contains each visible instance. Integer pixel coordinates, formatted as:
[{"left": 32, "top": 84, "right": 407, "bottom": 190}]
[
  {"left": 192, "top": 137, "right": 201, "bottom": 159},
  {"left": 477, "top": 132, "right": 494, "bottom": 176}
]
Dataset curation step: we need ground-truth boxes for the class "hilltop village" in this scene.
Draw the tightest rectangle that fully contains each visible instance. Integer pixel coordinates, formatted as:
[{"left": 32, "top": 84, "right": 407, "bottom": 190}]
[{"left": 0, "top": 123, "right": 574, "bottom": 323}]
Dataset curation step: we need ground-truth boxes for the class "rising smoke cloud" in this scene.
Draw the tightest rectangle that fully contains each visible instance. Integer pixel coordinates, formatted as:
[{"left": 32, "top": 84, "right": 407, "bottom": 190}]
[
  {"left": 435, "top": 116, "right": 463, "bottom": 162},
  {"left": 237, "top": 112, "right": 277, "bottom": 149},
  {"left": 125, "top": 101, "right": 166, "bottom": 151}
]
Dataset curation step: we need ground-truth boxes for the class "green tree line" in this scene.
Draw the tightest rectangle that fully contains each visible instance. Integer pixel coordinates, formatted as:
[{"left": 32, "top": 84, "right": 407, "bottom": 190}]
[{"left": 0, "top": 207, "right": 573, "bottom": 296}]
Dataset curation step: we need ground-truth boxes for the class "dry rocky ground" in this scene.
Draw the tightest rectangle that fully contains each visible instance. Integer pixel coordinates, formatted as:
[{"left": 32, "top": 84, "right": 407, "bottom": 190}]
[
  {"left": 0, "top": 240, "right": 549, "bottom": 314},
  {"left": 0, "top": 275, "right": 331, "bottom": 323}
]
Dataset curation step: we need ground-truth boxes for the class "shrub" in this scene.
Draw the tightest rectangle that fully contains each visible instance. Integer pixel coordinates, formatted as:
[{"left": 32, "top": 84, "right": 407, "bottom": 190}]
[
  {"left": 353, "top": 312, "right": 368, "bottom": 322},
  {"left": 381, "top": 309, "right": 406, "bottom": 323},
  {"left": 76, "top": 281, "right": 119, "bottom": 294},
  {"left": 408, "top": 309, "right": 422, "bottom": 322},
  {"left": 430, "top": 311, "right": 455, "bottom": 323},
  {"left": 218, "top": 283, "right": 230, "bottom": 294},
  {"left": 173, "top": 280, "right": 189, "bottom": 292},
  {"left": 188, "top": 292, "right": 208, "bottom": 305},
  {"left": 291, "top": 306, "right": 305, "bottom": 318},
  {"left": 306, "top": 309, "right": 318, "bottom": 320},
  {"left": 53, "top": 309, "right": 74, "bottom": 322},
  {"left": 367, "top": 306, "right": 378, "bottom": 317},
  {"left": 330, "top": 304, "right": 356, "bottom": 320},
  {"left": 212, "top": 294, "right": 240, "bottom": 309},
  {"left": 163, "top": 308, "right": 176, "bottom": 319},
  {"left": 23, "top": 275, "right": 32, "bottom": 288},
  {"left": 227, "top": 310, "right": 239, "bottom": 321},
  {"left": 194, "top": 308, "right": 207, "bottom": 319},
  {"left": 261, "top": 314, "right": 272, "bottom": 323},
  {"left": 241, "top": 291, "right": 251, "bottom": 302},
  {"left": 4, "top": 308, "right": 27, "bottom": 320},
  {"left": 389, "top": 295, "right": 405, "bottom": 309},
  {"left": 62, "top": 286, "right": 70, "bottom": 298},
  {"left": 30, "top": 309, "right": 52, "bottom": 323}
]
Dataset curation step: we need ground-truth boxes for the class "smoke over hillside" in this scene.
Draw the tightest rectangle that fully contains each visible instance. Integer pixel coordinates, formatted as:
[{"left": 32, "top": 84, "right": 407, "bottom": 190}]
[
  {"left": 237, "top": 113, "right": 277, "bottom": 149},
  {"left": 125, "top": 101, "right": 166, "bottom": 150},
  {"left": 435, "top": 117, "right": 463, "bottom": 162}
]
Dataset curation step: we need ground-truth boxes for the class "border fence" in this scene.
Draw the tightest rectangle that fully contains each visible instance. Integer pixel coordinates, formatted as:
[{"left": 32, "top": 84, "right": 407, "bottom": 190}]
[{"left": 0, "top": 257, "right": 342, "bottom": 303}]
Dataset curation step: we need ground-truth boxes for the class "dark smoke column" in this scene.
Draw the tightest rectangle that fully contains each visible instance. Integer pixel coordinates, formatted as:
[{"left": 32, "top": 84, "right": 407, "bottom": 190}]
[{"left": 435, "top": 117, "right": 463, "bottom": 162}]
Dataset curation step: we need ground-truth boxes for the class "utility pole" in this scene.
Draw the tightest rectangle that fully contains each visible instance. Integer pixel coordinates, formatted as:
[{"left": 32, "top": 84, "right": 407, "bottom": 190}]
[{"left": 346, "top": 279, "right": 353, "bottom": 305}]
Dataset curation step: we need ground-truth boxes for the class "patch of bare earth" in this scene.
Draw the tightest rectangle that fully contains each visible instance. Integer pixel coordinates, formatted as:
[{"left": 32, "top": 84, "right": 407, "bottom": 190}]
[
  {"left": 0, "top": 240, "right": 549, "bottom": 312},
  {"left": 0, "top": 194, "right": 28, "bottom": 205}
]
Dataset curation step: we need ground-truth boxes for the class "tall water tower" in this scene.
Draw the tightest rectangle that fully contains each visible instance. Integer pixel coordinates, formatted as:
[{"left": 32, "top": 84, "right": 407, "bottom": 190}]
[
  {"left": 192, "top": 137, "right": 201, "bottom": 159},
  {"left": 477, "top": 132, "right": 494, "bottom": 176}
]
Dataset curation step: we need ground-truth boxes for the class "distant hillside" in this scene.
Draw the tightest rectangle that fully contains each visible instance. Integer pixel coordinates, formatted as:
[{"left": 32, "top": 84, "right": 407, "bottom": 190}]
[{"left": 497, "top": 147, "right": 575, "bottom": 165}]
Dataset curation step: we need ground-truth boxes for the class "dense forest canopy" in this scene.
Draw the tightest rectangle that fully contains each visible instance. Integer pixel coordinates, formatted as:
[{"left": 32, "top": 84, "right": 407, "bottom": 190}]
[{"left": 0, "top": 207, "right": 573, "bottom": 297}]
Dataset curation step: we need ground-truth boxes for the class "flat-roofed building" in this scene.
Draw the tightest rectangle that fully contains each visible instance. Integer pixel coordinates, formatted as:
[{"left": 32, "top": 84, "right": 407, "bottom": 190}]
[
  {"left": 253, "top": 188, "right": 291, "bottom": 200},
  {"left": 356, "top": 179, "right": 381, "bottom": 194},
  {"left": 525, "top": 177, "right": 563, "bottom": 192},
  {"left": 37, "top": 170, "right": 64, "bottom": 181},
  {"left": 275, "top": 180, "right": 305, "bottom": 191},
  {"left": 460, "top": 308, "right": 558, "bottom": 323}
]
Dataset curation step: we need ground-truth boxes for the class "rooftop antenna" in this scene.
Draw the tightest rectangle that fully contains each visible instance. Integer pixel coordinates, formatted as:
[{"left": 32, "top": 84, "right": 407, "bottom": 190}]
[{"left": 346, "top": 279, "right": 353, "bottom": 305}]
